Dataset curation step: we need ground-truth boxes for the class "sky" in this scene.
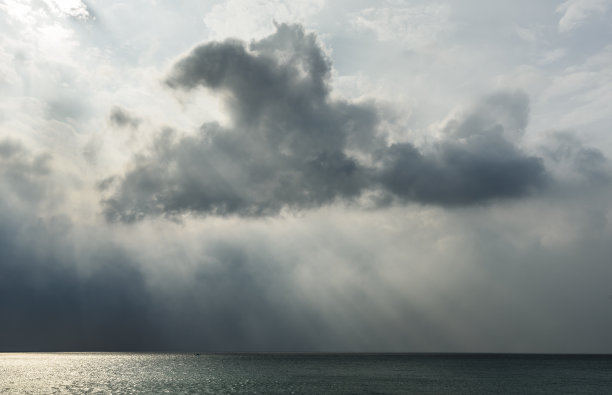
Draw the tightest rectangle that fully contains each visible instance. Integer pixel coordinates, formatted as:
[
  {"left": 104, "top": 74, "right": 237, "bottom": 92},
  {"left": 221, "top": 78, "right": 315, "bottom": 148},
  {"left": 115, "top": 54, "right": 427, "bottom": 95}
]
[{"left": 0, "top": 0, "right": 611, "bottom": 352}]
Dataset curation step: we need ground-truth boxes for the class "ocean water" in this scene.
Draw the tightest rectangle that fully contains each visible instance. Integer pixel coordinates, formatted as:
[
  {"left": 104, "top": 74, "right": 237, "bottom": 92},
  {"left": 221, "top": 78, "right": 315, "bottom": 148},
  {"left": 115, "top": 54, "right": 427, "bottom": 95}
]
[{"left": 1, "top": 353, "right": 611, "bottom": 394}]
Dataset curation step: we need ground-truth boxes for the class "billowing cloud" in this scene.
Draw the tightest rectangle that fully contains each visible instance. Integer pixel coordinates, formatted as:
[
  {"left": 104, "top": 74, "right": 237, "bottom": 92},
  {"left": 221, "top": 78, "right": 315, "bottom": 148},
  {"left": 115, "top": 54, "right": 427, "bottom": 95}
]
[
  {"left": 103, "top": 24, "right": 548, "bottom": 222},
  {"left": 379, "top": 91, "right": 546, "bottom": 205}
]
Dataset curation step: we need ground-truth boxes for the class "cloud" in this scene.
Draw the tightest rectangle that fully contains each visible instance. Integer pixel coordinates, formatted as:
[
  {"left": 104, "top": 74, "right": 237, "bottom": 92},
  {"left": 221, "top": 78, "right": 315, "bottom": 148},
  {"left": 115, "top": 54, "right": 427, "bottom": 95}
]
[
  {"left": 41, "top": 0, "right": 92, "bottom": 20},
  {"left": 538, "top": 48, "right": 567, "bottom": 65},
  {"left": 109, "top": 106, "right": 140, "bottom": 129},
  {"left": 1, "top": 137, "right": 610, "bottom": 353},
  {"left": 103, "top": 24, "right": 380, "bottom": 221},
  {"left": 379, "top": 91, "right": 546, "bottom": 206},
  {"left": 0, "top": 140, "right": 157, "bottom": 351},
  {"left": 0, "top": 137, "right": 314, "bottom": 351},
  {"left": 541, "top": 131, "right": 610, "bottom": 183},
  {"left": 378, "top": 143, "right": 545, "bottom": 207},
  {"left": 556, "top": 0, "right": 610, "bottom": 33},
  {"left": 0, "top": 138, "right": 54, "bottom": 206},
  {"left": 103, "top": 24, "right": 549, "bottom": 222},
  {"left": 351, "top": 3, "right": 451, "bottom": 49},
  {"left": 0, "top": 142, "right": 379, "bottom": 351},
  {"left": 538, "top": 44, "right": 612, "bottom": 134},
  {"left": 203, "top": 0, "right": 325, "bottom": 41},
  {"left": 0, "top": 211, "right": 317, "bottom": 351},
  {"left": 0, "top": 223, "right": 160, "bottom": 351},
  {"left": 1, "top": 2, "right": 611, "bottom": 356}
]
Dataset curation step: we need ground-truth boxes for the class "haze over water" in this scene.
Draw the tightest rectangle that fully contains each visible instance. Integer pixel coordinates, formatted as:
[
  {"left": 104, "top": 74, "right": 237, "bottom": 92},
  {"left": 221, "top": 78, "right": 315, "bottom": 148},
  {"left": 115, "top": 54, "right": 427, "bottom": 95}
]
[{"left": 2, "top": 353, "right": 611, "bottom": 394}]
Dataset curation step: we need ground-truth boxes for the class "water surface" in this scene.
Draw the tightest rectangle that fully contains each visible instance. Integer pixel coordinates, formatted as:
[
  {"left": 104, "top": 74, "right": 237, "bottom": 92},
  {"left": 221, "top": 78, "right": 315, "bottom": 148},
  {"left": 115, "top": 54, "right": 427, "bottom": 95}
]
[{"left": 1, "top": 353, "right": 611, "bottom": 394}]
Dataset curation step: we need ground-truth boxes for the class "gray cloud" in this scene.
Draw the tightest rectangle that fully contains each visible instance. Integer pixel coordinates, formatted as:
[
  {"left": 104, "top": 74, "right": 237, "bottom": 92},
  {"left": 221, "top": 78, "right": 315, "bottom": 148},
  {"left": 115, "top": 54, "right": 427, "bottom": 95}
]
[
  {"left": 103, "top": 24, "right": 549, "bottom": 222},
  {"left": 109, "top": 106, "right": 140, "bottom": 129},
  {"left": 0, "top": 141, "right": 287, "bottom": 351},
  {"left": 0, "top": 141, "right": 156, "bottom": 350},
  {"left": 0, "top": 227, "right": 160, "bottom": 351},
  {"left": 379, "top": 92, "right": 546, "bottom": 205},
  {"left": 0, "top": 139, "right": 328, "bottom": 351},
  {"left": 0, "top": 139, "right": 53, "bottom": 205},
  {"left": 0, "top": 214, "right": 316, "bottom": 352},
  {"left": 541, "top": 131, "right": 610, "bottom": 183},
  {"left": 2, "top": 1, "right": 612, "bottom": 356},
  {"left": 2, "top": 141, "right": 611, "bottom": 352},
  {"left": 378, "top": 143, "right": 545, "bottom": 206},
  {"left": 0, "top": 172, "right": 342, "bottom": 351}
]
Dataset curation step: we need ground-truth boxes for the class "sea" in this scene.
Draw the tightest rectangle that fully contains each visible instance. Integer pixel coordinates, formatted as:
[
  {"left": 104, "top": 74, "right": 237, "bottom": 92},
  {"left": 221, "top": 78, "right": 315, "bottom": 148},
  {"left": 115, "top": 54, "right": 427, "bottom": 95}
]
[{"left": 1, "top": 353, "right": 611, "bottom": 394}]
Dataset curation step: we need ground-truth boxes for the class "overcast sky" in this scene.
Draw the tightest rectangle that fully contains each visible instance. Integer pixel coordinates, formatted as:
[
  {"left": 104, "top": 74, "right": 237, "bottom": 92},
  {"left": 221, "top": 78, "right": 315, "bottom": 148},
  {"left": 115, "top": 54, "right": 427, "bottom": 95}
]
[{"left": 1, "top": 0, "right": 611, "bottom": 352}]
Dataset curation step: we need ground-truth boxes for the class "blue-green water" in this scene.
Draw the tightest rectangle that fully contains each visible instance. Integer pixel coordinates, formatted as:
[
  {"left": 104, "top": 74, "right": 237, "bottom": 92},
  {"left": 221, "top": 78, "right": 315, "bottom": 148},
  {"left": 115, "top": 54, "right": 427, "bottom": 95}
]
[{"left": 1, "top": 353, "right": 611, "bottom": 394}]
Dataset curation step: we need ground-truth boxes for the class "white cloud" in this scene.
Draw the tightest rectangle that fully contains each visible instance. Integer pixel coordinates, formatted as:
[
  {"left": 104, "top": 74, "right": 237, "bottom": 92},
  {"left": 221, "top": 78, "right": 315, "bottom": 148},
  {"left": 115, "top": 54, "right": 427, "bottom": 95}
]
[
  {"left": 203, "top": 0, "right": 325, "bottom": 41},
  {"left": 41, "top": 0, "right": 91, "bottom": 20},
  {"left": 537, "top": 45, "right": 612, "bottom": 145},
  {"left": 514, "top": 24, "right": 544, "bottom": 43},
  {"left": 556, "top": 0, "right": 610, "bottom": 33},
  {"left": 351, "top": 2, "right": 451, "bottom": 49},
  {"left": 538, "top": 48, "right": 567, "bottom": 64}
]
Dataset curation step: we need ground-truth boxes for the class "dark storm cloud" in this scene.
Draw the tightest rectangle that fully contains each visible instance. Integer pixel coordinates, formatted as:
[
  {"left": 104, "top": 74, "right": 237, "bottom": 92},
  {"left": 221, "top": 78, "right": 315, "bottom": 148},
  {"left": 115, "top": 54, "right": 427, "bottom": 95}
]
[
  {"left": 148, "top": 242, "right": 334, "bottom": 352},
  {"left": 0, "top": 199, "right": 363, "bottom": 352},
  {"left": 2, "top": 139, "right": 611, "bottom": 353},
  {"left": 0, "top": 140, "right": 325, "bottom": 351},
  {"left": 0, "top": 171, "right": 314, "bottom": 351},
  {"left": 0, "top": 207, "right": 312, "bottom": 351},
  {"left": 109, "top": 106, "right": 140, "bottom": 128},
  {"left": 378, "top": 143, "right": 545, "bottom": 206},
  {"left": 0, "top": 222, "right": 160, "bottom": 351},
  {"left": 379, "top": 92, "right": 546, "bottom": 205},
  {"left": 102, "top": 24, "right": 549, "bottom": 222},
  {"left": 103, "top": 24, "right": 379, "bottom": 222},
  {"left": 0, "top": 141, "right": 155, "bottom": 350}
]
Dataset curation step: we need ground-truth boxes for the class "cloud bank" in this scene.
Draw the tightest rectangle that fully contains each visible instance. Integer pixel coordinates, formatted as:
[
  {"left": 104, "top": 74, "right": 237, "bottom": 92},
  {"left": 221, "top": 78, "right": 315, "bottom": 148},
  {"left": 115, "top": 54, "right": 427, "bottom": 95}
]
[{"left": 2, "top": 3, "right": 611, "bottom": 354}]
